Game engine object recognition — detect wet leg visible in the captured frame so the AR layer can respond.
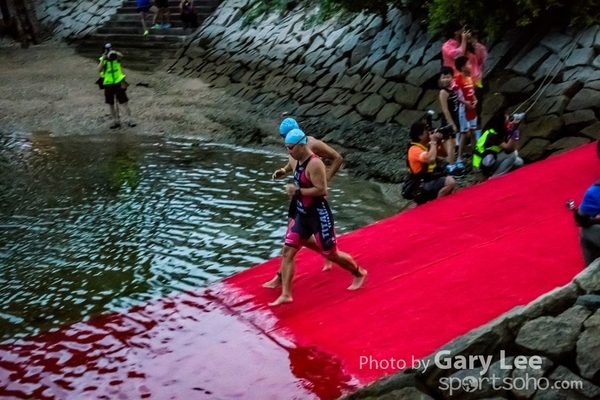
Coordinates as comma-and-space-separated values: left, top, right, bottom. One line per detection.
326, 250, 367, 290
269, 245, 298, 306
304, 236, 333, 270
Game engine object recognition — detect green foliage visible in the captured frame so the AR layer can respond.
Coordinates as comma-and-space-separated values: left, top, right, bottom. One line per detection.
243, 0, 600, 40
243, 0, 392, 26
243, 0, 299, 25
408, 0, 600, 41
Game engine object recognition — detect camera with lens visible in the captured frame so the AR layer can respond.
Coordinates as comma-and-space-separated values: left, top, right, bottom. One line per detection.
107, 51, 118, 61
423, 110, 454, 139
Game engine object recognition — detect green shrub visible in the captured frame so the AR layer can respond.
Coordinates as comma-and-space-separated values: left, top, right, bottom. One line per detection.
243, 0, 391, 26
243, 0, 600, 41
407, 0, 600, 40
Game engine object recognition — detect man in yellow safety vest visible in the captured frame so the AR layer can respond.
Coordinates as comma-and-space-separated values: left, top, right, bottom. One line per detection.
98, 44, 136, 129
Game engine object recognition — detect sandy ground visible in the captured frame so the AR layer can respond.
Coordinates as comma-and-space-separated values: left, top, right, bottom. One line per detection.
0, 40, 276, 139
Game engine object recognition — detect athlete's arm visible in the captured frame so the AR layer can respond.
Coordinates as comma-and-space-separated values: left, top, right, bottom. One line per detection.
311, 140, 343, 181
272, 160, 293, 179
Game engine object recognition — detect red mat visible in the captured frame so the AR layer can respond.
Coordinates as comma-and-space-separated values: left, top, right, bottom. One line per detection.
0, 144, 594, 399
215, 143, 593, 384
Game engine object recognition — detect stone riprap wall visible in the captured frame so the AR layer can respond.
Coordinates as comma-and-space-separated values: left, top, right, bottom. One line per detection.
35, 0, 123, 39
170, 0, 600, 164
346, 261, 600, 400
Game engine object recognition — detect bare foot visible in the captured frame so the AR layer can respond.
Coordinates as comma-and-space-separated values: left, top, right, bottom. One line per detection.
262, 275, 281, 289
268, 295, 293, 306
348, 268, 367, 290
322, 259, 332, 271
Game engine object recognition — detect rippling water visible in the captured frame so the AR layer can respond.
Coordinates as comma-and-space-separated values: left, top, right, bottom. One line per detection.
0, 132, 398, 341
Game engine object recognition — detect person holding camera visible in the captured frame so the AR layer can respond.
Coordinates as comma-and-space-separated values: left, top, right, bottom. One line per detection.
98, 45, 135, 129
404, 121, 455, 205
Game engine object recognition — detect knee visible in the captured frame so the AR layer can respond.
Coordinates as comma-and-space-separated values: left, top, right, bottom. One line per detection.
445, 176, 456, 189
514, 157, 524, 167
281, 245, 297, 260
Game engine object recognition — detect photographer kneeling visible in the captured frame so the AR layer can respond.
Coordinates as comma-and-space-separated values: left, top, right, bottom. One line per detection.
402, 121, 455, 205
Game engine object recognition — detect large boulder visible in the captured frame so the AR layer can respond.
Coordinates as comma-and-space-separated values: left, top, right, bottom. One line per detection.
567, 88, 600, 112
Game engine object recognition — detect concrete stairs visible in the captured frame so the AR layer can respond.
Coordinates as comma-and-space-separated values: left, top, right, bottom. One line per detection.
75, 0, 220, 71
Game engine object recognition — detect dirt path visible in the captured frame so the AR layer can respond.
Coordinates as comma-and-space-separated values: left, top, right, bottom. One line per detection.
0, 41, 276, 140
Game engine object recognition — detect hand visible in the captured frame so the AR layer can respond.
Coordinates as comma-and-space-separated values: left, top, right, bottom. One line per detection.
272, 168, 286, 179
285, 184, 298, 196
451, 123, 458, 133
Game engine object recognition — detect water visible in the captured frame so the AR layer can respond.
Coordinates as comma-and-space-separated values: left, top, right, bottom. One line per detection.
0, 132, 398, 342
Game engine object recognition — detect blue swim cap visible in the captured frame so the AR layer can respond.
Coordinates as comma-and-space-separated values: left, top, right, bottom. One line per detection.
279, 118, 299, 137
285, 129, 307, 145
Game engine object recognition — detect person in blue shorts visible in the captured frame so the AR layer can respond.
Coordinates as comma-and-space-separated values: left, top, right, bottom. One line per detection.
136, 0, 155, 35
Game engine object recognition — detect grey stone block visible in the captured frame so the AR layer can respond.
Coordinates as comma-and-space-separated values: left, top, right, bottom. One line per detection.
515, 306, 592, 358
580, 121, 600, 140
567, 89, 600, 112
511, 46, 550, 76
375, 103, 402, 124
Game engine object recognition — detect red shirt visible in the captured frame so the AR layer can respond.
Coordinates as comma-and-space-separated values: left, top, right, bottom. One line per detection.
455, 74, 477, 121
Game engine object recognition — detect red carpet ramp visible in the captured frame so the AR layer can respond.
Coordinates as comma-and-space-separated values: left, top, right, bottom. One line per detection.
216, 143, 593, 384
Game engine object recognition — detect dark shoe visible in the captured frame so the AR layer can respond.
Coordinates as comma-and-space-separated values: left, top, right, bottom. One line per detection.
109, 122, 121, 129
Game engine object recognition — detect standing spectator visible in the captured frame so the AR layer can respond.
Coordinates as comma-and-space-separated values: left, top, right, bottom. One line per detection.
442, 22, 469, 75
466, 33, 488, 141
180, 0, 198, 30
153, 0, 171, 29
442, 23, 488, 142
454, 56, 478, 170
136, 0, 155, 35
438, 66, 461, 175
98, 48, 136, 129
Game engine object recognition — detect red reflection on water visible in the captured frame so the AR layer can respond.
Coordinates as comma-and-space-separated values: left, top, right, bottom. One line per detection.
0, 289, 358, 399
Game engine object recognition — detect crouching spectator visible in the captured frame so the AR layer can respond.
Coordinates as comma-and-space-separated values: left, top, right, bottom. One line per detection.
473, 112, 524, 178
180, 0, 198, 30
402, 121, 455, 205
